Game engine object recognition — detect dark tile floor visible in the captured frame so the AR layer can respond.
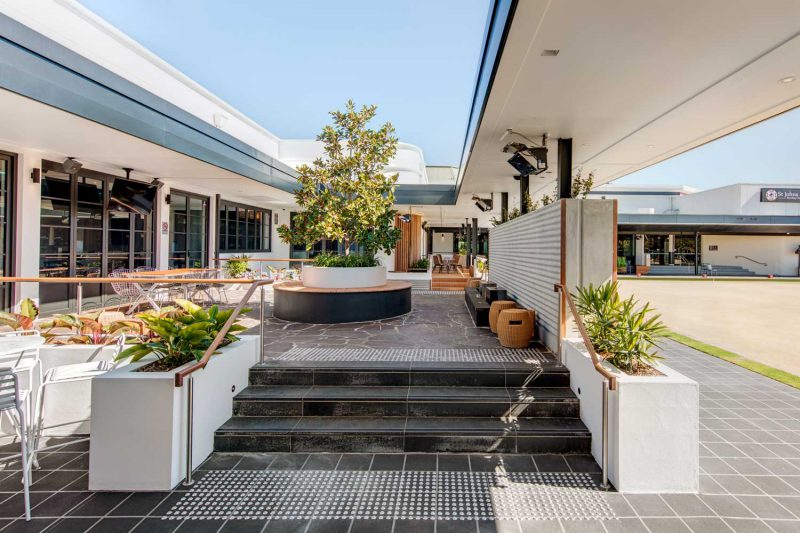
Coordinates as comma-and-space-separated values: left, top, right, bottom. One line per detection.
0, 294, 798, 532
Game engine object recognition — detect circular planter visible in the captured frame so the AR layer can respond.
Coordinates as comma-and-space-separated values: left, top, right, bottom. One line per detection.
302, 265, 387, 289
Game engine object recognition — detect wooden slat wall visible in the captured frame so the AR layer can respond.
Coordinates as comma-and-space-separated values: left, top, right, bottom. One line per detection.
393, 215, 422, 272
489, 202, 562, 352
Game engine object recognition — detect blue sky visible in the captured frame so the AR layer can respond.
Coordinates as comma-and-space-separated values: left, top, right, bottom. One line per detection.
79, 0, 490, 166
616, 106, 800, 189
80, 0, 799, 189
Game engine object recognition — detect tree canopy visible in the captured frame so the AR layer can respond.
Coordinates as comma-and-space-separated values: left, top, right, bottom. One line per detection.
277, 100, 401, 256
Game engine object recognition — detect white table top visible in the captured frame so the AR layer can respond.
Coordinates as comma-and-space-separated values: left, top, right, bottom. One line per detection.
0, 336, 45, 357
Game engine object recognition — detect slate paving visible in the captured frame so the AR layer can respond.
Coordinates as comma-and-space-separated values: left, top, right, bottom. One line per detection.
0, 295, 798, 531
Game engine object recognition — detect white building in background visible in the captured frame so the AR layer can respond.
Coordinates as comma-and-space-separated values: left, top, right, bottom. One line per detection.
591, 183, 800, 277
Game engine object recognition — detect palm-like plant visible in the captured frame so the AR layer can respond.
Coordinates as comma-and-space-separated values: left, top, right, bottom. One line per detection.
573, 281, 666, 373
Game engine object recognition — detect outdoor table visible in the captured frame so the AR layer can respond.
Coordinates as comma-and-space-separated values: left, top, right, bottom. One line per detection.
123, 268, 220, 311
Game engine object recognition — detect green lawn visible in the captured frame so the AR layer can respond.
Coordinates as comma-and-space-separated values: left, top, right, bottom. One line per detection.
664, 330, 800, 390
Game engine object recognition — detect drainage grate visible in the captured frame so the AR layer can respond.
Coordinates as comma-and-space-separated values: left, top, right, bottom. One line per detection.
166, 470, 615, 521
275, 347, 553, 363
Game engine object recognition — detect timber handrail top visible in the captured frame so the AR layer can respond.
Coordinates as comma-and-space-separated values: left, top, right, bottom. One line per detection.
0, 276, 272, 284
554, 283, 617, 390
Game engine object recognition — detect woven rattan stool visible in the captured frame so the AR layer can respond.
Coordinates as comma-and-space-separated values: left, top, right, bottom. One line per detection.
497, 308, 534, 348
466, 279, 481, 289
489, 300, 517, 333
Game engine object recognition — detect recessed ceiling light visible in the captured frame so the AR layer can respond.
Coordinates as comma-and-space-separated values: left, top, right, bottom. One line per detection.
646, 144, 656, 148
541, 49, 560, 56
779, 76, 796, 84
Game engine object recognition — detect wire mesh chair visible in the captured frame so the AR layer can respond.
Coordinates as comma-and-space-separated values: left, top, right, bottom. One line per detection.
0, 369, 33, 520
188, 269, 220, 304
109, 268, 145, 313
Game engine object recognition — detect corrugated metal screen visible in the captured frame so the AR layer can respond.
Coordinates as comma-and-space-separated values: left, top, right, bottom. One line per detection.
488, 202, 561, 352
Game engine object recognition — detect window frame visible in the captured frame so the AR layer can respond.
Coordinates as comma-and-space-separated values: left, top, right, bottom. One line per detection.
217, 199, 272, 253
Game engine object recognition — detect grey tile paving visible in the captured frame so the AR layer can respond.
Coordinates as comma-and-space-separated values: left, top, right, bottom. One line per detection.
0, 297, 799, 531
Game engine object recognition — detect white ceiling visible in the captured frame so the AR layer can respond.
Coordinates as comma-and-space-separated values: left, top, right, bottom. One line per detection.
461, 0, 800, 206
0, 88, 295, 207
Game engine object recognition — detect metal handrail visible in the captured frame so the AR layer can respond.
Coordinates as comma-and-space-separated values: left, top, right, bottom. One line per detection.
734, 255, 767, 267
214, 258, 313, 263
554, 282, 614, 491
554, 283, 617, 390
0, 276, 258, 284
175, 278, 272, 486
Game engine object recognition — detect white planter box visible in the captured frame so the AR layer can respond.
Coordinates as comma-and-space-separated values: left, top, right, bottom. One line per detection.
563, 338, 699, 493
0, 344, 120, 437
89, 335, 257, 491
302, 265, 386, 288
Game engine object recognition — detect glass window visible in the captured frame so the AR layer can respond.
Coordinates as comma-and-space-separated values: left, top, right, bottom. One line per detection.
217, 200, 271, 253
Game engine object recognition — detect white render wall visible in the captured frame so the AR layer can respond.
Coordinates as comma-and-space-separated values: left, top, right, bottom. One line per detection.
700, 235, 800, 276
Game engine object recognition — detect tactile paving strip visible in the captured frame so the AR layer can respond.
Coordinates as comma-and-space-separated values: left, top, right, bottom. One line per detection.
275, 347, 553, 363
165, 470, 615, 521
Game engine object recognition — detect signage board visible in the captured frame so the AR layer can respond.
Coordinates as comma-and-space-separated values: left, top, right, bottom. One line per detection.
760, 188, 800, 203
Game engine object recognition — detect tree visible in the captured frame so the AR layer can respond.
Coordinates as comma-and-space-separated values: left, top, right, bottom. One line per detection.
277, 100, 401, 256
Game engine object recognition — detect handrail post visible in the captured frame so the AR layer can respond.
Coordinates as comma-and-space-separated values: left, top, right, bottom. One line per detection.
601, 378, 610, 490
183, 375, 194, 486
76, 283, 83, 315
259, 284, 266, 364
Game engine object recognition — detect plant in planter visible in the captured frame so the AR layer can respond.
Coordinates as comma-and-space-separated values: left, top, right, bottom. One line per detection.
277, 100, 401, 260
312, 252, 379, 268
116, 299, 250, 371
224, 254, 251, 279
573, 281, 666, 374
39, 311, 145, 345
409, 258, 429, 271
0, 298, 39, 330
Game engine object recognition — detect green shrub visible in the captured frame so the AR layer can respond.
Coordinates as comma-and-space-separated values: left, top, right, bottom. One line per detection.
573, 281, 666, 373
225, 254, 250, 278
116, 299, 251, 370
410, 258, 429, 270
617, 256, 627, 268
312, 252, 379, 268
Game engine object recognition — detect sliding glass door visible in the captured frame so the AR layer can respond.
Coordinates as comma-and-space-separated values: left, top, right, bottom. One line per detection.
169, 190, 208, 269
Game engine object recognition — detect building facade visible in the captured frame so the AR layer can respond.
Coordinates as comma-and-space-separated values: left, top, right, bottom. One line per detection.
591, 184, 800, 277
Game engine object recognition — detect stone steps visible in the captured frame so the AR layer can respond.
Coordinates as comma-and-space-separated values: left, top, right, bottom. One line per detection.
247, 361, 570, 388
215, 416, 591, 454
232, 385, 580, 418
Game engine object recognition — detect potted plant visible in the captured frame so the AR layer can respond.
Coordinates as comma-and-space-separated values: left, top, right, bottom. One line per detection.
562, 281, 698, 493
409, 258, 429, 272
617, 256, 627, 274
277, 101, 400, 289
223, 254, 251, 279
89, 300, 258, 491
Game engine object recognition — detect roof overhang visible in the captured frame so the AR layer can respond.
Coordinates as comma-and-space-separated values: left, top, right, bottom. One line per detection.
0, 12, 299, 193
459, 0, 800, 200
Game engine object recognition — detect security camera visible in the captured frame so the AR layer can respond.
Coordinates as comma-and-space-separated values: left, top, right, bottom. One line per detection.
471, 195, 493, 212
61, 157, 83, 174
